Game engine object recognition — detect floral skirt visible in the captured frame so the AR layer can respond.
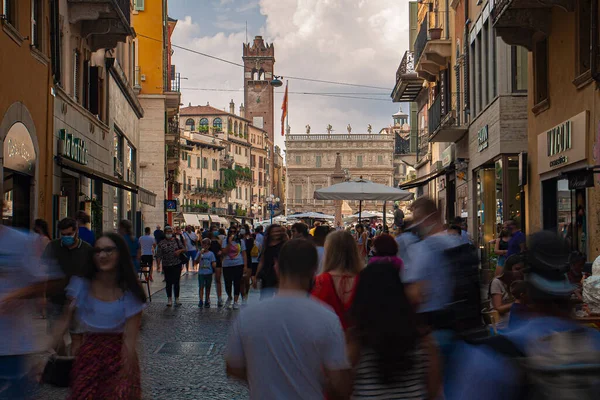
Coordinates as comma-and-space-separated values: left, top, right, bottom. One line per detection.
69, 333, 141, 400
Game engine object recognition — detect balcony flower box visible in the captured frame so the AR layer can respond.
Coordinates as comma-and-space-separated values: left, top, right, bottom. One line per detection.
429, 27, 443, 40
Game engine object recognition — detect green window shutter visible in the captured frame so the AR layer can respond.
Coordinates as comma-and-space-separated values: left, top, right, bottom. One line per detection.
134, 0, 145, 11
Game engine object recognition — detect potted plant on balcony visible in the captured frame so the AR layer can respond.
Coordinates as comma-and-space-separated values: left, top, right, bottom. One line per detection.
429, 25, 443, 40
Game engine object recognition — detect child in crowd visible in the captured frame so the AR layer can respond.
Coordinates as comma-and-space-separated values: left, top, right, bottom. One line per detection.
196, 238, 216, 308
508, 280, 529, 328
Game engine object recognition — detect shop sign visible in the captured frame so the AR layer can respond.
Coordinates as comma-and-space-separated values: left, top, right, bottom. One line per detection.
4, 123, 36, 176
58, 129, 88, 165
58, 195, 68, 221
477, 125, 489, 152
165, 200, 178, 213
441, 145, 454, 168
537, 111, 588, 175
567, 170, 594, 190
438, 176, 446, 191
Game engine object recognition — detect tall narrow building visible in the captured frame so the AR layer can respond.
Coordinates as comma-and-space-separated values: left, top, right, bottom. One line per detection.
243, 36, 275, 200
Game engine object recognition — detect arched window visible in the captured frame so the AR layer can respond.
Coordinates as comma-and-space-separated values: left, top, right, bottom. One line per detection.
199, 118, 208, 132
252, 69, 258, 80
259, 69, 265, 80
213, 117, 222, 131
228, 118, 233, 133
244, 124, 248, 138
234, 121, 238, 135
185, 118, 195, 131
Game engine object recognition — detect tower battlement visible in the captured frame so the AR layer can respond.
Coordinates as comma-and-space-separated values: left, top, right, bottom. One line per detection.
243, 36, 275, 58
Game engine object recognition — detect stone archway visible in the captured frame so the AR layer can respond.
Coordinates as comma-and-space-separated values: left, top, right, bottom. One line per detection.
0, 102, 40, 228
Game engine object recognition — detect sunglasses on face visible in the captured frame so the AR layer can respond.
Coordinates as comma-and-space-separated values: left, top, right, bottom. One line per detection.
93, 246, 118, 256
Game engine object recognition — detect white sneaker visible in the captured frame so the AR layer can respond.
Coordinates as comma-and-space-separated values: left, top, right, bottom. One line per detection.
225, 297, 232, 308
232, 302, 240, 310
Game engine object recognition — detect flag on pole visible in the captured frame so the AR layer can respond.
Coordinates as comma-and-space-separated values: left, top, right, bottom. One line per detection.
281, 82, 288, 136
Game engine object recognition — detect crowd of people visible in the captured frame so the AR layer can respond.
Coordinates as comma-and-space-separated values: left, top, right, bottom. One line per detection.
2, 196, 600, 399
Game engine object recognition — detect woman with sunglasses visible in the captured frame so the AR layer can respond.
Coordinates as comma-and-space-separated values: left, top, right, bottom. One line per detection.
48, 233, 147, 399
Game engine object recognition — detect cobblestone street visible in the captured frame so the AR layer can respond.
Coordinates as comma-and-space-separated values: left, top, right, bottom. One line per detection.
38, 272, 254, 399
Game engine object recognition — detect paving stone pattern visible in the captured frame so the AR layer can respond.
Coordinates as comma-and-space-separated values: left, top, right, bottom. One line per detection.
37, 272, 255, 399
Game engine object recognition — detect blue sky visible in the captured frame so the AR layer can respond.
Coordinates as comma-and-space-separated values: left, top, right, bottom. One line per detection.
168, 0, 410, 151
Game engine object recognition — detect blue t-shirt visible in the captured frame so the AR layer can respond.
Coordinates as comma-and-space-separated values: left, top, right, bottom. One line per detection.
66, 276, 146, 333
222, 238, 246, 267
78, 227, 96, 246
506, 230, 525, 257
445, 317, 600, 400
196, 250, 216, 275
402, 232, 460, 313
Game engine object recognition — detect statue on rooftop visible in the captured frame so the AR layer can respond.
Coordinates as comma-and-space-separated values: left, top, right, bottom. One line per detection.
367, 124, 372, 134
326, 124, 333, 134
305, 124, 311, 134
347, 124, 352, 134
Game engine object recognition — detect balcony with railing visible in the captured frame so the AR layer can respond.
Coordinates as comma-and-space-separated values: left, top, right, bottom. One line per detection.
416, 129, 430, 163
391, 50, 424, 102
68, 0, 133, 51
179, 205, 228, 215
414, 11, 452, 82
492, 0, 570, 50
429, 92, 468, 143
165, 69, 182, 112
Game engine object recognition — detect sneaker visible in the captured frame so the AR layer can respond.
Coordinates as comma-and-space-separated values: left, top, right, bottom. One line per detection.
204, 301, 211, 308
217, 298, 224, 308
225, 297, 232, 308
198, 300, 203, 308
232, 302, 240, 310
167, 298, 172, 307
175, 298, 182, 307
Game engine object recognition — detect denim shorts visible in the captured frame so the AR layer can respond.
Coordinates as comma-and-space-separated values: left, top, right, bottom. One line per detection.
0, 355, 34, 399
198, 273, 213, 289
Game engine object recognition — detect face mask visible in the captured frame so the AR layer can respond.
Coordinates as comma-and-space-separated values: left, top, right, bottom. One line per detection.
61, 235, 75, 246
165, 233, 173, 239
240, 229, 246, 235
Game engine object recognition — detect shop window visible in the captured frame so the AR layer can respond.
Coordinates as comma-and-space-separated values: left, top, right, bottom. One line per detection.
533, 38, 549, 107
511, 46, 528, 93
543, 179, 587, 253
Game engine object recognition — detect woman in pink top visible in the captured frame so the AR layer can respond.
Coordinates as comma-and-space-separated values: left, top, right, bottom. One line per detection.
368, 234, 404, 270
311, 230, 363, 330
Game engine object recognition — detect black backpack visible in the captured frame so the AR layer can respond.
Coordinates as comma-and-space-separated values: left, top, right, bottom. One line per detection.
444, 243, 486, 338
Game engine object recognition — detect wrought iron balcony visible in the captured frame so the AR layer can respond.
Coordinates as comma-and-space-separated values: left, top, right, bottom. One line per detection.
429, 92, 468, 143
67, 0, 133, 51
492, 0, 573, 50
391, 51, 424, 102
414, 11, 452, 82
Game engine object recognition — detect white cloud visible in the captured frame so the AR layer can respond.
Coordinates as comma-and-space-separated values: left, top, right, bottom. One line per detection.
172, 0, 410, 151
236, 1, 260, 12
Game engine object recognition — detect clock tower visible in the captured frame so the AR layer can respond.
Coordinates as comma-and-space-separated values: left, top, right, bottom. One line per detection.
243, 36, 275, 143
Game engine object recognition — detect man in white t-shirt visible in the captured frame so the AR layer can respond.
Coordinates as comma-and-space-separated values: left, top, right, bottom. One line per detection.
226, 239, 351, 399
139, 227, 156, 280
183, 226, 198, 272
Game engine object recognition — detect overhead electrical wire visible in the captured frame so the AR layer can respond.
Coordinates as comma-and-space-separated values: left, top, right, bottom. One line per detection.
180, 87, 390, 101
136, 33, 392, 92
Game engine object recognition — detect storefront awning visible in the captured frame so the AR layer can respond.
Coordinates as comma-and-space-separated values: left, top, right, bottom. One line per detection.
197, 214, 210, 222
56, 156, 157, 206
182, 213, 201, 226
399, 168, 448, 190
210, 215, 228, 225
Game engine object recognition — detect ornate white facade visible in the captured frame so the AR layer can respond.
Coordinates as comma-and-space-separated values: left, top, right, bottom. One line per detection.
285, 133, 395, 215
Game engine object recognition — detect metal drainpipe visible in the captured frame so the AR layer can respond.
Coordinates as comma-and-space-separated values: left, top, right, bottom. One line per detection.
592, 0, 600, 82
446, 0, 450, 39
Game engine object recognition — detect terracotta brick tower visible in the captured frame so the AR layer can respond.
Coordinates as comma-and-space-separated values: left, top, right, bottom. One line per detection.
243, 36, 275, 142
243, 36, 275, 197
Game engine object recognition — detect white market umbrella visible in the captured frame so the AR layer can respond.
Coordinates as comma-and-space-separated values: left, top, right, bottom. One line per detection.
350, 211, 382, 219
289, 211, 335, 220
314, 178, 413, 220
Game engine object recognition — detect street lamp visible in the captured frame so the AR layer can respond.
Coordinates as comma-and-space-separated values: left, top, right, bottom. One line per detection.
270, 75, 283, 87
266, 194, 280, 224
251, 203, 262, 221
